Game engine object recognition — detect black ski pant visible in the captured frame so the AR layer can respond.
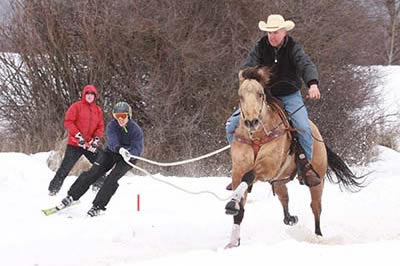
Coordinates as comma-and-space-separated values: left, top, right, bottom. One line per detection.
53, 144, 99, 182
68, 149, 133, 209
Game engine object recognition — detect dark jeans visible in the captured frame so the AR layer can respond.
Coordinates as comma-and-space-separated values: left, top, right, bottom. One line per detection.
53, 145, 99, 182
68, 149, 133, 209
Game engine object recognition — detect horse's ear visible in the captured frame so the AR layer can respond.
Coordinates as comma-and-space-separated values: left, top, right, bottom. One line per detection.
238, 70, 245, 85
257, 66, 271, 87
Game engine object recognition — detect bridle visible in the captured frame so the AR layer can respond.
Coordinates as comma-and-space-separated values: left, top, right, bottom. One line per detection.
236, 90, 289, 159
239, 91, 283, 138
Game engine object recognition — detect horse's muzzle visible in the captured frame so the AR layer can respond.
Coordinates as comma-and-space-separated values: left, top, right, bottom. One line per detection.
244, 119, 259, 131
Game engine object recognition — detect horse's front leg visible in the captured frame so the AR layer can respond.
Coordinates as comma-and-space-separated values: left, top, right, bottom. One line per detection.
273, 183, 298, 226
225, 202, 245, 249
225, 181, 248, 216
225, 170, 255, 248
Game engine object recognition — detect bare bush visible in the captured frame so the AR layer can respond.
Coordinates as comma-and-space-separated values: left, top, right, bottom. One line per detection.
368, 0, 400, 65
0, 0, 390, 176
376, 127, 400, 151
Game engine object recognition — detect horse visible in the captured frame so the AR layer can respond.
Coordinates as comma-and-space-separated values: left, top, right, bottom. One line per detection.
224, 65, 364, 248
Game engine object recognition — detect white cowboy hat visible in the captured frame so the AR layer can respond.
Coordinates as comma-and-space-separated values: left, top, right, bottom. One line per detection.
258, 14, 295, 32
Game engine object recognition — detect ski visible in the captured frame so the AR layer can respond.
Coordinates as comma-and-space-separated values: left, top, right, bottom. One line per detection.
41, 200, 80, 216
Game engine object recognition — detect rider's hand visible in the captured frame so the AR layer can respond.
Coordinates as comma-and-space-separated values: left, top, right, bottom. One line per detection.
307, 84, 321, 99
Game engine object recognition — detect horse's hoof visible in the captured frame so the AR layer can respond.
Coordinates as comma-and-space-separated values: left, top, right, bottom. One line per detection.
284, 215, 298, 226
224, 239, 240, 249
225, 200, 239, 216
315, 228, 323, 236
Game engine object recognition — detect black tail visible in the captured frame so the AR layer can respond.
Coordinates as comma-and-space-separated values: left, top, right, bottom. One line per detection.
325, 145, 366, 192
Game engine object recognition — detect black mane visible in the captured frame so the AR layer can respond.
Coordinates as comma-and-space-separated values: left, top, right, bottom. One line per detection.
241, 66, 282, 108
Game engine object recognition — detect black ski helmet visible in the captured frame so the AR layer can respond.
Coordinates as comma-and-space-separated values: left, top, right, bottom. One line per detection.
113, 101, 132, 118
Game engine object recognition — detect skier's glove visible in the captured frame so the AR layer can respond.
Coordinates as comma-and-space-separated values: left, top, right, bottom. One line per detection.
88, 136, 100, 153
75, 132, 86, 149
119, 147, 131, 163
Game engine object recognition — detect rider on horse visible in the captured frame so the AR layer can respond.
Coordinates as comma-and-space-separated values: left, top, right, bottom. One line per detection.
226, 14, 321, 187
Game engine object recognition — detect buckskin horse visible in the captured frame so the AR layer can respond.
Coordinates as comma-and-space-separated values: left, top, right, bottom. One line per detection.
224, 65, 364, 248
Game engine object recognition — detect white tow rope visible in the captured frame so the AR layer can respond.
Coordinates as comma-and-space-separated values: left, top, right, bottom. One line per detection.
130, 145, 231, 166
126, 145, 233, 201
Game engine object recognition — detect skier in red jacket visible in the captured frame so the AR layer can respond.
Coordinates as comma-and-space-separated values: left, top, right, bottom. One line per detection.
48, 85, 105, 195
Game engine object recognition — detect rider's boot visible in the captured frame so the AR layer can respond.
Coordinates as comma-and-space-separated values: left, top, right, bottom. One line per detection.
295, 144, 321, 187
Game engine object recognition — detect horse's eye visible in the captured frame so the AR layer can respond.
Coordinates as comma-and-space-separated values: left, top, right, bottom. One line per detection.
258, 92, 264, 98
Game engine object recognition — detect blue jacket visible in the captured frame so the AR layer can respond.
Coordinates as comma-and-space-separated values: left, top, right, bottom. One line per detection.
106, 119, 144, 157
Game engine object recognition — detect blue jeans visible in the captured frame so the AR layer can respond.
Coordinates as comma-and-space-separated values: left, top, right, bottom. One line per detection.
225, 90, 313, 161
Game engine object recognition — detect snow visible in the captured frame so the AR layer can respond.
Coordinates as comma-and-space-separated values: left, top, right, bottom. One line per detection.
0, 145, 399, 266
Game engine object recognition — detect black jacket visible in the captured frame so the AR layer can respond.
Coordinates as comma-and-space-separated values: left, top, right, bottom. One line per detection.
241, 35, 319, 96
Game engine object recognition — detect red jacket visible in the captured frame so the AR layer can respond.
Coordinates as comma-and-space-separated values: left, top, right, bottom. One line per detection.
64, 85, 104, 147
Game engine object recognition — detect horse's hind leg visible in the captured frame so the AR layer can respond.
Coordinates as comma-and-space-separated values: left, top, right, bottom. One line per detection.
310, 186, 323, 236
273, 183, 298, 226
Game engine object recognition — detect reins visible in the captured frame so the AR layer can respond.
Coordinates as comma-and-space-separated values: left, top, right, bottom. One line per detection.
288, 101, 324, 143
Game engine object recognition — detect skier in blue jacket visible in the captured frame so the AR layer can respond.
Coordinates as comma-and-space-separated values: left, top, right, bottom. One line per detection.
59, 101, 144, 217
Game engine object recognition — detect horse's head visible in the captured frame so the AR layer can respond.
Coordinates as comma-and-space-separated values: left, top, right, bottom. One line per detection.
238, 66, 272, 133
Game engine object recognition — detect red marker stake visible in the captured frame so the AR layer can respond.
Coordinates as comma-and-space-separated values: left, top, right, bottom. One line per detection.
137, 194, 140, 212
